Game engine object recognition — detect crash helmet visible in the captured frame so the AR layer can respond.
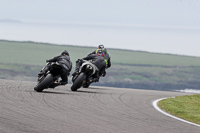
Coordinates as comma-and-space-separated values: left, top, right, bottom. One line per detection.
97, 44, 104, 49
61, 50, 69, 56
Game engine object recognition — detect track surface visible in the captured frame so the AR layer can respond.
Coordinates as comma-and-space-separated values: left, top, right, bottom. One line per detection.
0, 79, 199, 133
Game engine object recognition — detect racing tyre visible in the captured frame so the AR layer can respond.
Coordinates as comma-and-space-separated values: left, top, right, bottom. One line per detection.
34, 74, 53, 92
71, 73, 86, 91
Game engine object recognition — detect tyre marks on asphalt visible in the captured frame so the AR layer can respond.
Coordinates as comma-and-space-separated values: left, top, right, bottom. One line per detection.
0, 79, 199, 133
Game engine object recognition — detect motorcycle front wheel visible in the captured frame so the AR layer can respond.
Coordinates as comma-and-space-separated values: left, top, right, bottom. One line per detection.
34, 74, 53, 92
71, 73, 86, 91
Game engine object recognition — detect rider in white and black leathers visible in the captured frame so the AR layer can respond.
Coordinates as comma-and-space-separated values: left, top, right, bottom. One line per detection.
88, 45, 111, 69
39, 50, 72, 86
73, 52, 107, 82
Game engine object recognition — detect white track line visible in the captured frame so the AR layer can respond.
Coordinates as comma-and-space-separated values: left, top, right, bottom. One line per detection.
153, 98, 200, 127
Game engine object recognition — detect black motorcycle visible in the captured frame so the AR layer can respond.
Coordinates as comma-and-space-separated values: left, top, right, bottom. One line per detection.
34, 62, 63, 92
71, 60, 99, 91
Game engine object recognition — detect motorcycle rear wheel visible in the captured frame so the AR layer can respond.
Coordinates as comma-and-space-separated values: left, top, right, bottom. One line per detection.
34, 74, 53, 92
71, 73, 86, 91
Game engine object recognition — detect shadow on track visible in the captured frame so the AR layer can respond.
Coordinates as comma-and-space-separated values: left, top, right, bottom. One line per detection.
76, 88, 108, 94
39, 90, 70, 95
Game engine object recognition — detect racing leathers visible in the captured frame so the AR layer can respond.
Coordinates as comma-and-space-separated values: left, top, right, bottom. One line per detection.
39, 54, 72, 86
74, 54, 106, 82
88, 48, 111, 69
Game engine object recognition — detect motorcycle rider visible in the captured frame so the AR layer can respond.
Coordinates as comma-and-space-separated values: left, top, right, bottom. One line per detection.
88, 44, 111, 69
38, 50, 72, 88
72, 50, 107, 82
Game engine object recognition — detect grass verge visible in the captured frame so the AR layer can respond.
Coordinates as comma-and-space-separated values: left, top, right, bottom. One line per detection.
158, 94, 200, 125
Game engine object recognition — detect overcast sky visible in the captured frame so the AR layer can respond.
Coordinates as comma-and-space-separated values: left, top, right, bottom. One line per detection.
0, 0, 200, 56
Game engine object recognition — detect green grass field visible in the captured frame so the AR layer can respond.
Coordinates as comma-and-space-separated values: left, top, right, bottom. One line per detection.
1, 40, 200, 66
1, 40, 200, 90
158, 94, 200, 125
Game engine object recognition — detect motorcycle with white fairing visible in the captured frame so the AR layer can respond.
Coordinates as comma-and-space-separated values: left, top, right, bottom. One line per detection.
71, 60, 99, 91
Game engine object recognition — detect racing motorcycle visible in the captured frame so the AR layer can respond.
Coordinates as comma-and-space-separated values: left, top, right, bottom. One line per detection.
71, 60, 99, 91
34, 62, 64, 92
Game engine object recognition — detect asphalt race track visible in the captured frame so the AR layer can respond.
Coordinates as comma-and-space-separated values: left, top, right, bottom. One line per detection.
0, 79, 199, 133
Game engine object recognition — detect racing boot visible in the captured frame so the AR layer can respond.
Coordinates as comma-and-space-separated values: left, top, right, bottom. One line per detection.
38, 65, 49, 77
38, 70, 45, 77
72, 68, 79, 77
72, 59, 83, 76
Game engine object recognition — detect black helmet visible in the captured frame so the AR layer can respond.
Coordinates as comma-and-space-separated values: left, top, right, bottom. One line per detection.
98, 44, 104, 49
61, 50, 69, 56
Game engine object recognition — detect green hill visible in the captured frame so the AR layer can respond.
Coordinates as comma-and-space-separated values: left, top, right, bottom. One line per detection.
1, 40, 200, 91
